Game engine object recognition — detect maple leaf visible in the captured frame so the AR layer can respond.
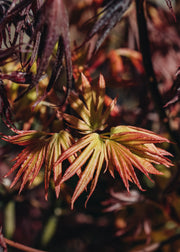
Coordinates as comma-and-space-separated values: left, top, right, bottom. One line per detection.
55, 133, 107, 208
79, 0, 132, 55
25, 0, 72, 99
105, 126, 173, 191
2, 129, 74, 199
0, 0, 72, 104
55, 126, 172, 209
0, 0, 35, 47
63, 73, 116, 133
55, 74, 173, 209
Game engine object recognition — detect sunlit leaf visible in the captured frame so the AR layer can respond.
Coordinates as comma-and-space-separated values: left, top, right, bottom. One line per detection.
2, 129, 74, 199
55, 128, 172, 208
64, 73, 116, 133
55, 133, 106, 209
2, 72, 173, 209
55, 74, 173, 208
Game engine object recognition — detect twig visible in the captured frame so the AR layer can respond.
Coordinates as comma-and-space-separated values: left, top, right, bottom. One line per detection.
4, 238, 47, 252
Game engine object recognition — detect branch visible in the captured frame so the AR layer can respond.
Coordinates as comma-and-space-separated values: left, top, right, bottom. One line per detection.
4, 238, 47, 252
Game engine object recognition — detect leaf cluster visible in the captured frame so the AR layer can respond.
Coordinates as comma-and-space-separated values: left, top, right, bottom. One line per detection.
0, 1, 180, 251
2, 74, 173, 209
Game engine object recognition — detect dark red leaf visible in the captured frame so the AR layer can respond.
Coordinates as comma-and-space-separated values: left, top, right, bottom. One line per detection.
164, 68, 180, 107
0, 79, 14, 128
80, 0, 132, 55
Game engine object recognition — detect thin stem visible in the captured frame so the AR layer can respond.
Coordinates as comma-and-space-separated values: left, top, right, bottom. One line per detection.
4, 238, 47, 252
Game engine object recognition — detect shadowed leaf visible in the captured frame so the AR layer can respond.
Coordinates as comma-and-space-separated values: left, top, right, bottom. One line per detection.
22, 0, 72, 103
81, 0, 132, 54
0, 79, 14, 128
0, 0, 72, 105
164, 68, 180, 107
165, 0, 176, 20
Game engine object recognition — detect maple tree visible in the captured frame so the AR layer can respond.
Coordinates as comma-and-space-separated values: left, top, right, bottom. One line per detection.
0, 0, 180, 251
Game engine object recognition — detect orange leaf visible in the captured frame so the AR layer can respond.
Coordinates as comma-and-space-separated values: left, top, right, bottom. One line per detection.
3, 130, 74, 199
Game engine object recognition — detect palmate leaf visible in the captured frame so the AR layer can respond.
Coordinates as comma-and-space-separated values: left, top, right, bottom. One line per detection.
55, 126, 172, 208
0, 0, 72, 104
2, 129, 74, 199
55, 133, 107, 209
30, 0, 72, 95
54, 75, 173, 208
63, 73, 116, 133
81, 0, 132, 54
3, 73, 173, 208
105, 127, 172, 188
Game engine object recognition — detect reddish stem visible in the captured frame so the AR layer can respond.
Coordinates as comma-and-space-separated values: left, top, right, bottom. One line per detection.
4, 238, 47, 252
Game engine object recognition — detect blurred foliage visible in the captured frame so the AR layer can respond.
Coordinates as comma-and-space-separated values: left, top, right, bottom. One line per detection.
0, 0, 180, 252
